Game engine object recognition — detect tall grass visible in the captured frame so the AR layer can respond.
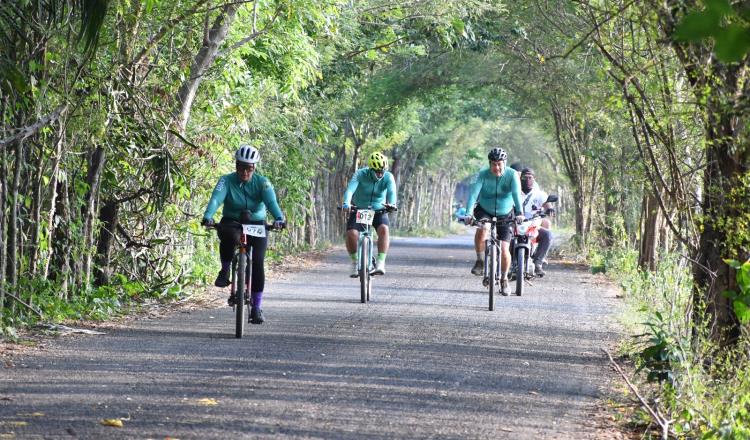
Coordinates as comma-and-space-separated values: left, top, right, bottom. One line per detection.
600, 247, 750, 438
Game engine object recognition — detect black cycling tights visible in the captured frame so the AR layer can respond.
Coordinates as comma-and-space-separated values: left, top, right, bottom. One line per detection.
217, 217, 268, 293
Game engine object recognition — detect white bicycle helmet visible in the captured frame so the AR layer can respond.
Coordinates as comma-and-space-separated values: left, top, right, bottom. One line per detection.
235, 144, 260, 164
487, 147, 507, 162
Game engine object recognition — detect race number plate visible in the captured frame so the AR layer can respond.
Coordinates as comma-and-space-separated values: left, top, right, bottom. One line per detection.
242, 224, 266, 238
356, 209, 375, 225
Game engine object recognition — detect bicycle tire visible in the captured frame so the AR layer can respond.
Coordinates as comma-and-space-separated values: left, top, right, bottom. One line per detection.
367, 253, 374, 301
246, 252, 253, 323
235, 252, 247, 338
360, 236, 370, 303
515, 247, 525, 296
487, 242, 496, 311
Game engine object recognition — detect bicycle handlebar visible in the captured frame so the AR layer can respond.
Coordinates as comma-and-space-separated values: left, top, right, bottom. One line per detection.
203, 221, 285, 231
337, 204, 398, 214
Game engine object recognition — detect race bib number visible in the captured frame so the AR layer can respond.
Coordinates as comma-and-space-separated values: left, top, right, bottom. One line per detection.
356, 209, 375, 225
243, 224, 266, 238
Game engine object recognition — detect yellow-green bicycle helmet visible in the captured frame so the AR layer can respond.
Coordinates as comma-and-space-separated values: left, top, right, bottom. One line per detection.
367, 152, 388, 171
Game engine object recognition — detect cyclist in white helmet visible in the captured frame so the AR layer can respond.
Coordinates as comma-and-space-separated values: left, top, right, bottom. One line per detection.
201, 144, 285, 324
462, 147, 524, 293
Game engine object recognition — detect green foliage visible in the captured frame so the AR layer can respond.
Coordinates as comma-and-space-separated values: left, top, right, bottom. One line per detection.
723, 259, 750, 325
635, 310, 687, 384
674, 0, 750, 62
603, 246, 750, 438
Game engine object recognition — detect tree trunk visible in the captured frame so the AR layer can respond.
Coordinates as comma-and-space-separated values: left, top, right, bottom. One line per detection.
0, 143, 6, 312
7, 139, 24, 314
692, 108, 748, 345
80, 146, 106, 289
639, 192, 660, 271
174, 4, 239, 134
94, 199, 119, 286
658, 2, 750, 347
43, 128, 65, 279
28, 141, 44, 276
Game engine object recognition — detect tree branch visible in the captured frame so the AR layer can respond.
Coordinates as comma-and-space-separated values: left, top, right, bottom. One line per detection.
602, 348, 676, 440
344, 36, 407, 59
0, 104, 69, 148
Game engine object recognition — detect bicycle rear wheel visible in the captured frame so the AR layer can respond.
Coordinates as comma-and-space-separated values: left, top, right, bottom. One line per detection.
235, 252, 247, 338
515, 247, 526, 296
359, 236, 370, 303
488, 243, 496, 311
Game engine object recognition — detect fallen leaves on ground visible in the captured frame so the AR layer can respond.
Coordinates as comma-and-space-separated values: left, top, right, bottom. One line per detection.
100, 418, 123, 427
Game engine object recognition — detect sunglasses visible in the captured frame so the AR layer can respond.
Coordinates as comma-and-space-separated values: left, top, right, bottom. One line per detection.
236, 163, 255, 172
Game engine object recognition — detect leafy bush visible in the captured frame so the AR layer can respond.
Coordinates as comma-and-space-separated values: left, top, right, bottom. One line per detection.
607, 250, 750, 438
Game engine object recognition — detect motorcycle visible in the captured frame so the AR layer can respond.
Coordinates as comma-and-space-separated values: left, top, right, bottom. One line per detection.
509, 194, 558, 296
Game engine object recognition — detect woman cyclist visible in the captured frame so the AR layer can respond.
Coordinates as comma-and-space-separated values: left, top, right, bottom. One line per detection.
201, 144, 285, 324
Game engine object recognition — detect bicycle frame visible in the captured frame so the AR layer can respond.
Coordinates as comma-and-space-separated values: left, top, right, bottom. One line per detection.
475, 217, 503, 310
207, 220, 276, 338
341, 204, 396, 303
483, 219, 501, 284
357, 222, 376, 275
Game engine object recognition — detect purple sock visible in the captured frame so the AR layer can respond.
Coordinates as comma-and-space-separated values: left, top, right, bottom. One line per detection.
251, 291, 263, 309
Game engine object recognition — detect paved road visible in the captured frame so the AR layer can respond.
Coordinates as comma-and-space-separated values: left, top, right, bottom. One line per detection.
1, 233, 623, 439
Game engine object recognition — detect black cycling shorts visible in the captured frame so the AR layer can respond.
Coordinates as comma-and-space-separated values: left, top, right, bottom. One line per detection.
346, 211, 389, 232
473, 205, 514, 242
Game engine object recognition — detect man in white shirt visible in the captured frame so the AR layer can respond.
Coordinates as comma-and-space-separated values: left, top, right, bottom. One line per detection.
519, 168, 553, 276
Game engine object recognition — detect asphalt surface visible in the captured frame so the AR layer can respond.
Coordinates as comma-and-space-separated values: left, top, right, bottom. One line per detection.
1, 232, 623, 439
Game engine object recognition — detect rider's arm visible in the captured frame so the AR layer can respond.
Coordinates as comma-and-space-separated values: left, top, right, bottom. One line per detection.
203, 176, 229, 220
510, 171, 523, 216
465, 173, 483, 212
260, 178, 284, 220
385, 173, 397, 205
342, 170, 362, 206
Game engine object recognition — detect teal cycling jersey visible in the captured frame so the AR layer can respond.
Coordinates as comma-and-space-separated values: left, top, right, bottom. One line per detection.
203, 172, 284, 222
465, 167, 522, 217
343, 167, 397, 210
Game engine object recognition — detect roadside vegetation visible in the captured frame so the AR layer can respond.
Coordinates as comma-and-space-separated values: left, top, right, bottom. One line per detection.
2, 1, 749, 437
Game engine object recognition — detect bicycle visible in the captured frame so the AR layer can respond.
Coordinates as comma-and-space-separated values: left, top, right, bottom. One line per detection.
206, 215, 283, 338
339, 204, 397, 303
470, 216, 510, 311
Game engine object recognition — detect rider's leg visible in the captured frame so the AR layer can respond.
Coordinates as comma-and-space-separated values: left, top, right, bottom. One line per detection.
346, 226, 360, 277
346, 228, 360, 254
373, 224, 390, 274
472, 226, 488, 275
249, 234, 268, 324
500, 240, 511, 279
497, 218, 514, 280
532, 228, 552, 274
215, 218, 241, 288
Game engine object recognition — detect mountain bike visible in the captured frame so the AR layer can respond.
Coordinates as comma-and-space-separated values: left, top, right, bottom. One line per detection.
472, 216, 506, 311
206, 218, 282, 338
339, 204, 397, 303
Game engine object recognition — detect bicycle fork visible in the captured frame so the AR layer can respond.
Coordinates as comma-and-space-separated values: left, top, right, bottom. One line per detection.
358, 234, 372, 273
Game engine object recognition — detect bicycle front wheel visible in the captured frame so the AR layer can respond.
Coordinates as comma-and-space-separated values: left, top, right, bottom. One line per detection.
359, 236, 370, 303
515, 247, 526, 296
235, 252, 247, 338
488, 243, 496, 311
